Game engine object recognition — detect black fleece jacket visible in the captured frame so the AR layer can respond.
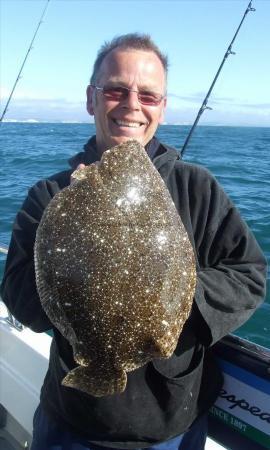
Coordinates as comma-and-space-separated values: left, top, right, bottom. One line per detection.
1, 136, 267, 448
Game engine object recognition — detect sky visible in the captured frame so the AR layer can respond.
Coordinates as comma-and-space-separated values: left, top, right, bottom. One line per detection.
1, 0, 270, 126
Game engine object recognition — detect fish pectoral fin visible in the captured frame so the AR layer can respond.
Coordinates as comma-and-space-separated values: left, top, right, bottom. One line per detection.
61, 364, 127, 397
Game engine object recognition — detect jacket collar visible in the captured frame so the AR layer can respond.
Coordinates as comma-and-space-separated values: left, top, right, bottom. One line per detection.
68, 136, 99, 168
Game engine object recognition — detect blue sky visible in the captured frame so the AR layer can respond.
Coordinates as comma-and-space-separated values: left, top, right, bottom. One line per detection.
1, 0, 269, 126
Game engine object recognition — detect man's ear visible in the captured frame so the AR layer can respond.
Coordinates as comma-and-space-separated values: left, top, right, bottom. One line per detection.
86, 85, 95, 116
159, 97, 167, 124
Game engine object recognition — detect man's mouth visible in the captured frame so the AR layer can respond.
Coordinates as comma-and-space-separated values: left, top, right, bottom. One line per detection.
113, 119, 145, 128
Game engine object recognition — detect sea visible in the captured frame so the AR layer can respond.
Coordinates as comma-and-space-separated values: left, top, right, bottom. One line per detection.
0, 123, 269, 349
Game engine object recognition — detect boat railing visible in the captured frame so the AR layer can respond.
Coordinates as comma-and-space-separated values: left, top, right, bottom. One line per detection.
6, 312, 24, 331
0, 300, 24, 332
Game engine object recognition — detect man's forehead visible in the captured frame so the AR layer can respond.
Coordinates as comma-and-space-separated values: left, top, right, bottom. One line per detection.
98, 48, 166, 87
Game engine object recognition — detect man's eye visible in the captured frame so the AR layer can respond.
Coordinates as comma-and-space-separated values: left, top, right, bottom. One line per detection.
140, 92, 157, 100
138, 92, 162, 105
104, 87, 126, 97
113, 87, 126, 93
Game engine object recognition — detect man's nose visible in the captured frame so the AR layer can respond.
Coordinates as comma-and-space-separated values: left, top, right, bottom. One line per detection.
122, 90, 140, 109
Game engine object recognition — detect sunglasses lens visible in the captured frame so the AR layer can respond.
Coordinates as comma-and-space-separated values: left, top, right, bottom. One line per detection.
102, 87, 127, 101
138, 93, 162, 105
101, 86, 162, 105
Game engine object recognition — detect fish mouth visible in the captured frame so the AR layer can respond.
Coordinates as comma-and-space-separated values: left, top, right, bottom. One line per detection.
112, 119, 147, 128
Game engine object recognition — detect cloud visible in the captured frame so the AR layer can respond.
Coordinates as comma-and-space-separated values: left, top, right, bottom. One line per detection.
168, 92, 235, 104
0, 97, 91, 122
1, 86, 61, 101
168, 92, 203, 102
236, 102, 270, 110
164, 106, 270, 127
167, 92, 270, 111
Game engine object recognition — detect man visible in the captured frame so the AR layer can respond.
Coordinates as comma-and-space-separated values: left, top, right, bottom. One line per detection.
1, 33, 267, 450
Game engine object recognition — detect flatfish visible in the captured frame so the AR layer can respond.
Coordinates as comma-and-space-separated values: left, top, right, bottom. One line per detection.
34, 139, 196, 397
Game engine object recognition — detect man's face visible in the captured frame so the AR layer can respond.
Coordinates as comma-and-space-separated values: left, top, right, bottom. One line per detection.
86, 49, 167, 154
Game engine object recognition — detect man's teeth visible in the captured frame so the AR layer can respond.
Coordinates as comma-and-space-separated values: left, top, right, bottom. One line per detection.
114, 120, 141, 128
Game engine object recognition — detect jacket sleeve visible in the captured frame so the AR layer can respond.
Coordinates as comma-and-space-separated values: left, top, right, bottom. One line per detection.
0, 179, 61, 332
184, 166, 267, 347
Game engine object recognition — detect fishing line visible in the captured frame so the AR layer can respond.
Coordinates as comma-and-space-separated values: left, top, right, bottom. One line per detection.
181, 1, 255, 157
0, 0, 51, 124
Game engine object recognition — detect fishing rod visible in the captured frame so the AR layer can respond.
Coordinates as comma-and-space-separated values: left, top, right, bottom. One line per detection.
0, 0, 51, 123
181, 0, 255, 157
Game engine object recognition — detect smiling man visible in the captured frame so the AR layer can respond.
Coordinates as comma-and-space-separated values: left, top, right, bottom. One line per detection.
86, 44, 167, 153
1, 33, 266, 450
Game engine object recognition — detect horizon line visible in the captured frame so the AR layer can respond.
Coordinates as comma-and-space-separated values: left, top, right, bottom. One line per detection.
1, 119, 269, 128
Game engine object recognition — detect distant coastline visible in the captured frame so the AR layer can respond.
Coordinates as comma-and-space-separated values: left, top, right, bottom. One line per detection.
1, 119, 269, 128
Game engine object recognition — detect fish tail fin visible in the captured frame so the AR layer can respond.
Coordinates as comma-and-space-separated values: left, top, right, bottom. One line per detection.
62, 365, 127, 397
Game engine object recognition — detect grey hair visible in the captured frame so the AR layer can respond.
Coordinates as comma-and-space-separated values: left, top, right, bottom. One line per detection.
90, 33, 168, 85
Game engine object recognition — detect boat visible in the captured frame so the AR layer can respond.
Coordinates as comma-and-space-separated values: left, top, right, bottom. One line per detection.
0, 300, 50, 449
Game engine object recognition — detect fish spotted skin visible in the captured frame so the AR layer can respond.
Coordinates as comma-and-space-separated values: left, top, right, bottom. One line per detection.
34, 139, 196, 397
